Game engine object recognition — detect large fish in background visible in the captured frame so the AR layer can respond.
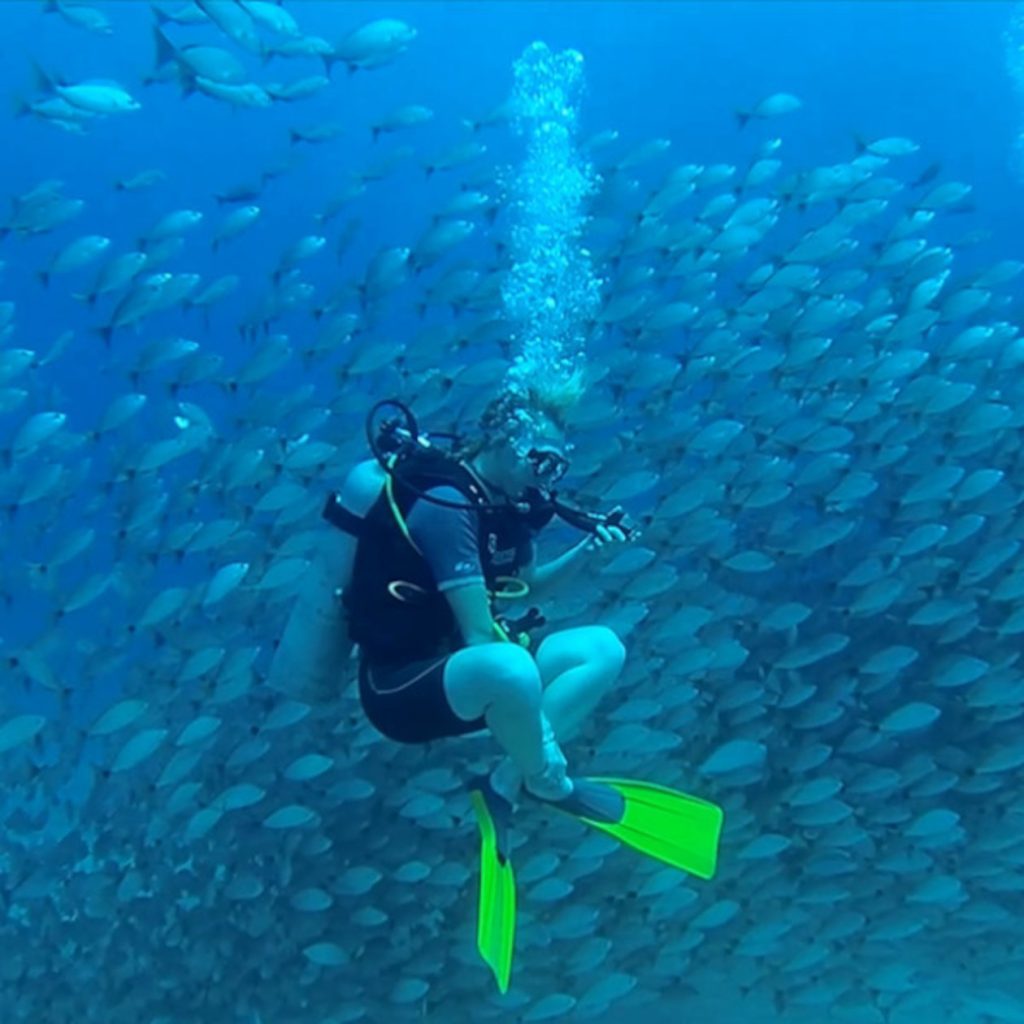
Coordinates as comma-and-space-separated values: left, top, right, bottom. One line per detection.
2, 2, 1024, 1023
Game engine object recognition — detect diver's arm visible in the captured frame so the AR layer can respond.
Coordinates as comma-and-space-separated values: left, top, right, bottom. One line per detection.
522, 524, 628, 594
445, 582, 501, 646
520, 537, 591, 593
407, 487, 497, 644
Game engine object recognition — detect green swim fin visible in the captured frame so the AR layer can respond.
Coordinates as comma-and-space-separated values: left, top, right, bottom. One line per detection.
538, 776, 724, 880
469, 784, 516, 994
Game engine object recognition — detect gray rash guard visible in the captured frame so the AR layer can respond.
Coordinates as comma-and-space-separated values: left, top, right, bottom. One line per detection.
406, 486, 534, 592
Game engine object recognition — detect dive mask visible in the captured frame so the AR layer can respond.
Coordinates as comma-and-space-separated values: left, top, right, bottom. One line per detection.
525, 445, 570, 485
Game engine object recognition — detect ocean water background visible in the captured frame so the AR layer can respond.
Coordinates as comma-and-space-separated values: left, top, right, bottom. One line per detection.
4, 2, 1024, 1022
3, 2, 1019, 660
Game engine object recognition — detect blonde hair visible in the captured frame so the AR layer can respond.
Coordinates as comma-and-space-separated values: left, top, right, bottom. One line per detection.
457, 386, 571, 460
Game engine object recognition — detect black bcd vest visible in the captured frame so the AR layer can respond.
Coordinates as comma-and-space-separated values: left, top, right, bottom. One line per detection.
342, 452, 541, 664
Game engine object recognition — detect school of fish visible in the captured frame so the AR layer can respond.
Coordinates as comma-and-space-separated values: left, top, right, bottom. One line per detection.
2, 2, 1024, 1023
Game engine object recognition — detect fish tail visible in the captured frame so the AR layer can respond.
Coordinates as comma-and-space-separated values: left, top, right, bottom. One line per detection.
153, 24, 177, 69
31, 59, 58, 95
321, 53, 344, 78
37, 271, 50, 289
734, 109, 750, 129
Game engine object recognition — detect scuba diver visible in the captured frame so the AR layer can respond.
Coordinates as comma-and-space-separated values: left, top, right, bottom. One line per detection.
323, 389, 629, 805
269, 390, 724, 994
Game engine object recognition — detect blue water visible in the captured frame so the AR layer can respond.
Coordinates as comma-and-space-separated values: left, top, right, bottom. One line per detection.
4, 3, 1024, 1022
4, 2, 1020, 372
4, 0, 1014, 648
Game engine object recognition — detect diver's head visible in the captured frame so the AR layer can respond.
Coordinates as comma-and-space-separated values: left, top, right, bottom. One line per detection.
469, 390, 571, 499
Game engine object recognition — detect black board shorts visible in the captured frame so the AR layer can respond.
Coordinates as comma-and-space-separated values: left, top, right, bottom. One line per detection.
358, 654, 488, 744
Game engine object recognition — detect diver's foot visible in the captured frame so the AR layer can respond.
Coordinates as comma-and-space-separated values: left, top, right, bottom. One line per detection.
524, 764, 574, 802
525, 716, 574, 801
489, 756, 523, 809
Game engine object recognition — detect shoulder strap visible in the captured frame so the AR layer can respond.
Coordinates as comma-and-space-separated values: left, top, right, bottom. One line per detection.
391, 450, 489, 512
386, 450, 490, 556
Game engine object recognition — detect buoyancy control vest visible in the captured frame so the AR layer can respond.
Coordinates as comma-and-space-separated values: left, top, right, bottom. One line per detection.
338, 449, 538, 665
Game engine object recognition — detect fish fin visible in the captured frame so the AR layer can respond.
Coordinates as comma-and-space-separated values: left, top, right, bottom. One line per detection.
31, 59, 58, 95
540, 776, 724, 880
152, 24, 177, 69
469, 784, 516, 994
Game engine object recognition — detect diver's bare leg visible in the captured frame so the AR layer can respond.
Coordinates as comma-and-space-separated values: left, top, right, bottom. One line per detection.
535, 625, 626, 741
444, 642, 547, 775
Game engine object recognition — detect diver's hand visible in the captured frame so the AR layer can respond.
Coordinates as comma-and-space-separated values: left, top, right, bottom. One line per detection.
586, 522, 629, 551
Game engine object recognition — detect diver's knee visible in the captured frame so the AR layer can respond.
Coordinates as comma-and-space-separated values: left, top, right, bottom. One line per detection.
591, 626, 626, 677
487, 645, 542, 708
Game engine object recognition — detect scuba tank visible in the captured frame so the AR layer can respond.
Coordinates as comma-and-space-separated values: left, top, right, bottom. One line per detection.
266, 459, 385, 702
